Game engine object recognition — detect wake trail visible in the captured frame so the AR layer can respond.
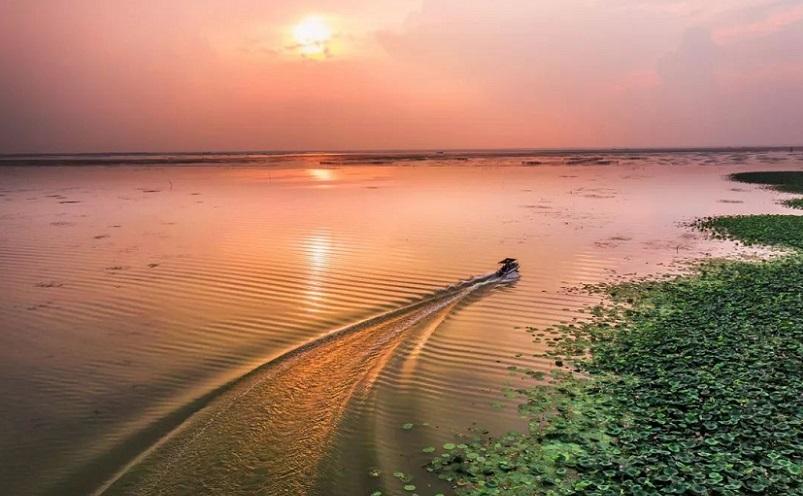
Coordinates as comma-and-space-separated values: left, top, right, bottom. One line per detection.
99, 268, 516, 496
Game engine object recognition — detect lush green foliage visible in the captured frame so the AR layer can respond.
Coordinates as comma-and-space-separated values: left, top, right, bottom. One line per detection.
694, 215, 803, 250
427, 213, 803, 495
729, 171, 803, 195
730, 171, 803, 209
783, 198, 803, 210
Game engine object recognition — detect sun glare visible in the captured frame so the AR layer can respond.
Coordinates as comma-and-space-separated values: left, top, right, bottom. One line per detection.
292, 16, 332, 59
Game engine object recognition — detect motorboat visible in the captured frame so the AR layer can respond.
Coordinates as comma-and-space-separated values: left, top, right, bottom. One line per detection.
496, 258, 520, 278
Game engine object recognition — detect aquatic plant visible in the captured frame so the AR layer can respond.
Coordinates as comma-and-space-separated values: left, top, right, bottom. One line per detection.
694, 215, 803, 250
729, 171, 803, 195
783, 198, 803, 210
430, 257, 803, 495
427, 212, 803, 494
730, 171, 803, 209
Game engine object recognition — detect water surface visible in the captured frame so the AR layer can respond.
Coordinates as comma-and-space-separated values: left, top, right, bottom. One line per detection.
0, 150, 800, 495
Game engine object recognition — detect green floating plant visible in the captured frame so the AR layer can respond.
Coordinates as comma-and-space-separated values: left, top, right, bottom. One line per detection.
426, 202, 803, 495
729, 170, 803, 210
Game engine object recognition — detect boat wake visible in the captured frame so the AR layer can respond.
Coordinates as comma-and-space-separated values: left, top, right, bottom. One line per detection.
98, 262, 518, 496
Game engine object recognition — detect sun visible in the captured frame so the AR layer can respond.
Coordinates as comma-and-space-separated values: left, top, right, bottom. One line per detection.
292, 16, 332, 59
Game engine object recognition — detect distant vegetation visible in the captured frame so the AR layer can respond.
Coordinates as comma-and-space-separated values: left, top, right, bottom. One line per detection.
425, 174, 803, 496
730, 171, 803, 194
694, 215, 803, 250
730, 171, 803, 209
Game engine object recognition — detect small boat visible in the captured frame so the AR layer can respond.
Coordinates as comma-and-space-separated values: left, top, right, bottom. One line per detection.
496, 258, 520, 277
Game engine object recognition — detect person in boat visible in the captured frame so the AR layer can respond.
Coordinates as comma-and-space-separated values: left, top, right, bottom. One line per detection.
496, 258, 519, 276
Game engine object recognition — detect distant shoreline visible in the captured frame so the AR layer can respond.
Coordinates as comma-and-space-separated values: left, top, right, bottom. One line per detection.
1, 146, 800, 167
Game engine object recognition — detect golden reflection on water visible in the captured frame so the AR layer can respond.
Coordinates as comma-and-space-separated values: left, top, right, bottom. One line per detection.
303, 233, 332, 311
104, 273, 493, 496
307, 167, 336, 182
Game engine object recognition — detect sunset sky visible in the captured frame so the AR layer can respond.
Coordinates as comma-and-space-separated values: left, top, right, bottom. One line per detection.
1, 0, 802, 152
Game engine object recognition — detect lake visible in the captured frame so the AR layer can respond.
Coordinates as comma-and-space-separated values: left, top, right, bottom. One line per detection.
0, 149, 799, 495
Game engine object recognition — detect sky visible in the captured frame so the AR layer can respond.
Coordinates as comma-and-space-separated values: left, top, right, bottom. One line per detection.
1, 0, 802, 152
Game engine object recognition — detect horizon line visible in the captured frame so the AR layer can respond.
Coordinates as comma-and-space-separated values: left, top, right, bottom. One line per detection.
2, 144, 802, 158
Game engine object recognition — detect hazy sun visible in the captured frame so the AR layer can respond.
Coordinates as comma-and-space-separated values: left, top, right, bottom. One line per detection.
292, 16, 332, 58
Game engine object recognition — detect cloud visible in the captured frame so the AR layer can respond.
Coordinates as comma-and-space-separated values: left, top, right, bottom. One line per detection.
1, 0, 801, 151
713, 2, 803, 43
375, 0, 803, 147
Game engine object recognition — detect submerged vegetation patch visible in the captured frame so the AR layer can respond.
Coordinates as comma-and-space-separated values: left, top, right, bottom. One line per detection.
425, 181, 803, 495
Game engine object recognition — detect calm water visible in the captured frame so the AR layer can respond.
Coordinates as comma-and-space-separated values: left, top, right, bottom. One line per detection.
1, 150, 800, 496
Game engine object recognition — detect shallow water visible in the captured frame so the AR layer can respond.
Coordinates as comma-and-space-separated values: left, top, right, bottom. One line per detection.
0, 150, 800, 495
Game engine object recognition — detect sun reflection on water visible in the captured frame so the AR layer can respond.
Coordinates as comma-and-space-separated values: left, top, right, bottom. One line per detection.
308, 168, 335, 182
302, 233, 332, 310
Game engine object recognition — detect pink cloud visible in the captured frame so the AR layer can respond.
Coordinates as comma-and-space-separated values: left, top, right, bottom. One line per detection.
713, 3, 803, 44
